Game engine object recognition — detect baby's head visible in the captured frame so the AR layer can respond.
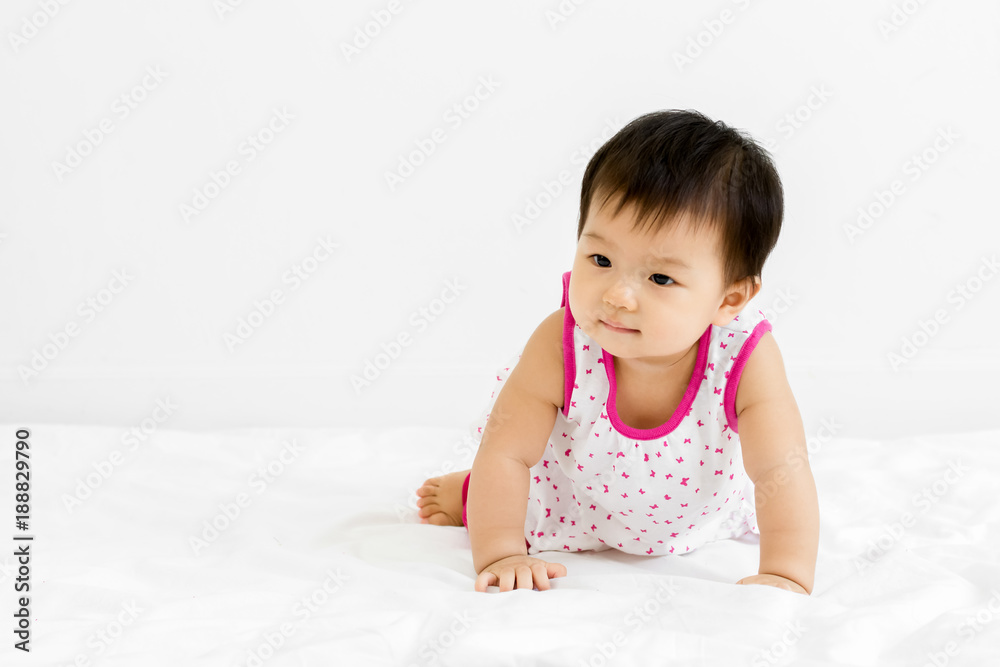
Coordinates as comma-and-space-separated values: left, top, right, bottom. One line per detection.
569, 110, 783, 363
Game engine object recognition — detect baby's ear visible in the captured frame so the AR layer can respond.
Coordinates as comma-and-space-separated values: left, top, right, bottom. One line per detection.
742, 276, 762, 303
715, 276, 760, 323
729, 276, 760, 305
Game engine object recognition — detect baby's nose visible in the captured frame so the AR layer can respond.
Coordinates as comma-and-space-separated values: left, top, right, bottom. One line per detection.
604, 280, 638, 308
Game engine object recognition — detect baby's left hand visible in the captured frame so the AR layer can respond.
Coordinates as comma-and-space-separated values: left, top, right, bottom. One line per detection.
736, 573, 809, 595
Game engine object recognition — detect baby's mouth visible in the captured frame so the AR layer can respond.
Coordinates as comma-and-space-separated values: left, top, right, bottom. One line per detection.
601, 320, 639, 333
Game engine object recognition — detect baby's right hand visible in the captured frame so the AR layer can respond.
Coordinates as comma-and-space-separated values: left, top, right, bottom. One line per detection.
474, 554, 567, 592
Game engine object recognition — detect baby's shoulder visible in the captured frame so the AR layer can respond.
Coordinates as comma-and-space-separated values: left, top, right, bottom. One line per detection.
512, 307, 566, 410
733, 330, 790, 417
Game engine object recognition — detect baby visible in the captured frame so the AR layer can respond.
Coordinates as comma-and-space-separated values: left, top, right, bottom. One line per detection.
416, 109, 819, 595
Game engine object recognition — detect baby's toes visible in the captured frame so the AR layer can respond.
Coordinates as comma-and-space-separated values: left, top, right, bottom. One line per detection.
415, 477, 440, 496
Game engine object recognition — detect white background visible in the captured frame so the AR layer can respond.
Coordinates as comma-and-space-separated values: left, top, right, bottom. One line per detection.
2, 0, 998, 439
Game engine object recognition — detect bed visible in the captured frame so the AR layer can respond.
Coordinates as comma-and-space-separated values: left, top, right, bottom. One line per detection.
4, 422, 998, 665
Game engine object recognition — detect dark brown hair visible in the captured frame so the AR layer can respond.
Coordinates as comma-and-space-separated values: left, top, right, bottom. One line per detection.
578, 110, 783, 294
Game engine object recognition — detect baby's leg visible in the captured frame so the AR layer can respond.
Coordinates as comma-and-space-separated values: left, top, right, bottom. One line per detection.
416, 470, 470, 526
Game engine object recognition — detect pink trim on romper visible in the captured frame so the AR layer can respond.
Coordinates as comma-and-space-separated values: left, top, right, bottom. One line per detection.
603, 326, 711, 440
462, 472, 470, 526
560, 271, 576, 417
723, 319, 772, 434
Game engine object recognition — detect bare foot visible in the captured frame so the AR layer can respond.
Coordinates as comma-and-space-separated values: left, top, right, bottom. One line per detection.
416, 469, 470, 526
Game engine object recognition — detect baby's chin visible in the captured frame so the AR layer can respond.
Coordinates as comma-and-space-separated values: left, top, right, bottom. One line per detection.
587, 324, 642, 352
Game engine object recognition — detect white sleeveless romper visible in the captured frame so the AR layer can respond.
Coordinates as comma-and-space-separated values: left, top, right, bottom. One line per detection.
468, 270, 769, 556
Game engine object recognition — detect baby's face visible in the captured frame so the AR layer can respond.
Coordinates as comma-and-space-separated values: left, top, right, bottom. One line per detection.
569, 199, 734, 369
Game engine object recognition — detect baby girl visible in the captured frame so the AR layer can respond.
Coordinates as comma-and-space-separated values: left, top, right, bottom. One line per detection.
416, 109, 819, 595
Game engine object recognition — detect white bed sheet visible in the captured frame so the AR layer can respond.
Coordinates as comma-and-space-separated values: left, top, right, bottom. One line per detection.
1, 423, 998, 666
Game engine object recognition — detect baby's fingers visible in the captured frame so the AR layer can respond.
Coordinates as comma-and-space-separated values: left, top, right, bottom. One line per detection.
474, 559, 568, 592
498, 567, 517, 591
546, 561, 568, 580
530, 563, 553, 590
529, 561, 568, 590
474, 570, 497, 592
515, 565, 536, 590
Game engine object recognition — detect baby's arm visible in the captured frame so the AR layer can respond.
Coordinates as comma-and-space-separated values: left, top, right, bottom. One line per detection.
733, 331, 820, 595
468, 309, 567, 591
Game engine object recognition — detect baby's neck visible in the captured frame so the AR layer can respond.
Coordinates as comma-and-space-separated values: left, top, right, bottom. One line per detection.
614, 340, 698, 381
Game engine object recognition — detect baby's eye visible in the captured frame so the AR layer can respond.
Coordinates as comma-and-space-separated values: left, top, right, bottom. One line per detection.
590, 254, 611, 268
651, 274, 675, 286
